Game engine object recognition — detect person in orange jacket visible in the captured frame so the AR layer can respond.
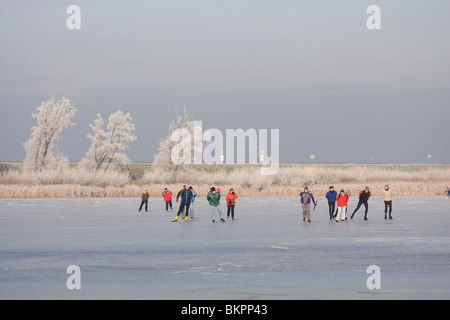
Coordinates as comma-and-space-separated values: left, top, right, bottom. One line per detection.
162, 188, 173, 212
335, 189, 350, 222
226, 188, 238, 220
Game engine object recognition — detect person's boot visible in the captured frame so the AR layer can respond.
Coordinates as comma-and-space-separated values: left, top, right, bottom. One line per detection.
172, 216, 179, 222
185, 216, 188, 222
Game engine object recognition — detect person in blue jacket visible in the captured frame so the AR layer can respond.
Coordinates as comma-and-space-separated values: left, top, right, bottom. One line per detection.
325, 186, 337, 220
189, 186, 197, 218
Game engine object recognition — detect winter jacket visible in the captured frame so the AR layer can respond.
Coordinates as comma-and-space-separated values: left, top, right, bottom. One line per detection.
163, 191, 172, 201
336, 193, 350, 207
226, 192, 238, 205
300, 192, 316, 206
190, 192, 197, 203
141, 193, 149, 201
178, 189, 193, 203
358, 190, 372, 202
325, 190, 337, 203
382, 189, 392, 201
207, 192, 221, 206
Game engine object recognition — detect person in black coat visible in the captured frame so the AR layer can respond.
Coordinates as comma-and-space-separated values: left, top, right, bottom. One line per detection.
351, 186, 372, 220
172, 186, 194, 222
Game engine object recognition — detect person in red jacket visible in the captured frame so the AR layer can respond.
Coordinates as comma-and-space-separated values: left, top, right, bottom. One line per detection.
335, 189, 350, 222
226, 188, 238, 220
162, 188, 173, 212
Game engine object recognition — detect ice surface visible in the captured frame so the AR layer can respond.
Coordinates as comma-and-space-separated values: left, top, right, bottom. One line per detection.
0, 196, 449, 299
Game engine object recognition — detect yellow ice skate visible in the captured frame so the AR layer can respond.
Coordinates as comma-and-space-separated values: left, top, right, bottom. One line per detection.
172, 216, 179, 222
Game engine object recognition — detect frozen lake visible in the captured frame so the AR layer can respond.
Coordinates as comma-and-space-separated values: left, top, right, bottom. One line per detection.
1, 196, 449, 299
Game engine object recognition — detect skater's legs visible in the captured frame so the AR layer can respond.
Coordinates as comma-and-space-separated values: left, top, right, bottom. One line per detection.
216, 205, 223, 219
177, 202, 186, 216
384, 200, 392, 217
211, 206, 215, 221
230, 205, 235, 219
302, 204, 311, 221
184, 202, 191, 218
352, 201, 363, 216
328, 202, 335, 218
139, 200, 146, 212
227, 205, 231, 218
363, 202, 369, 218
335, 206, 345, 221
190, 203, 194, 218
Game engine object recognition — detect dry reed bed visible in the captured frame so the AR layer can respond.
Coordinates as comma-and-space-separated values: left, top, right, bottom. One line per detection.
0, 163, 449, 198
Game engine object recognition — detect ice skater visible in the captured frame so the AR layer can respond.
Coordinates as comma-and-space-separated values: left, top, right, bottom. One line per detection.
207, 187, 225, 223
335, 189, 350, 222
351, 186, 372, 220
325, 186, 337, 220
189, 186, 197, 218
300, 186, 317, 222
139, 190, 149, 212
446, 186, 450, 199
226, 188, 238, 220
172, 186, 193, 222
162, 188, 173, 212
383, 184, 393, 220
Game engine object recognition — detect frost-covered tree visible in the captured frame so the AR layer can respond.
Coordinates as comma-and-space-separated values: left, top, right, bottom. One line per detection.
23, 96, 77, 170
81, 111, 137, 171
154, 107, 210, 165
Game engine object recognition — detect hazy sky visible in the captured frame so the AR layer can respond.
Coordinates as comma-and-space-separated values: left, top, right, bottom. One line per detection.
1, 0, 449, 163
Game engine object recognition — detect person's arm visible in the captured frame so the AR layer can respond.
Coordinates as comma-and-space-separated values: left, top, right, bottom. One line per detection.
311, 193, 317, 206
176, 189, 182, 202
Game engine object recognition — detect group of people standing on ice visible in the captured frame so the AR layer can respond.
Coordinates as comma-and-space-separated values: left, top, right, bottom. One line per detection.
140, 184, 396, 223
324, 185, 392, 222
300, 184, 394, 223
139, 185, 238, 223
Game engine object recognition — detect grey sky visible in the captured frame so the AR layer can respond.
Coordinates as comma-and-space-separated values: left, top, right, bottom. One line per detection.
1, 0, 449, 163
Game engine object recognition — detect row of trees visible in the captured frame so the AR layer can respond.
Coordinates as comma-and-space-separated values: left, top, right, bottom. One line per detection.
23, 96, 137, 171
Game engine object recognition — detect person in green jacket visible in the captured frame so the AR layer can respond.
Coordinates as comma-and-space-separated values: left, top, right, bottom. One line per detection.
207, 187, 225, 223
